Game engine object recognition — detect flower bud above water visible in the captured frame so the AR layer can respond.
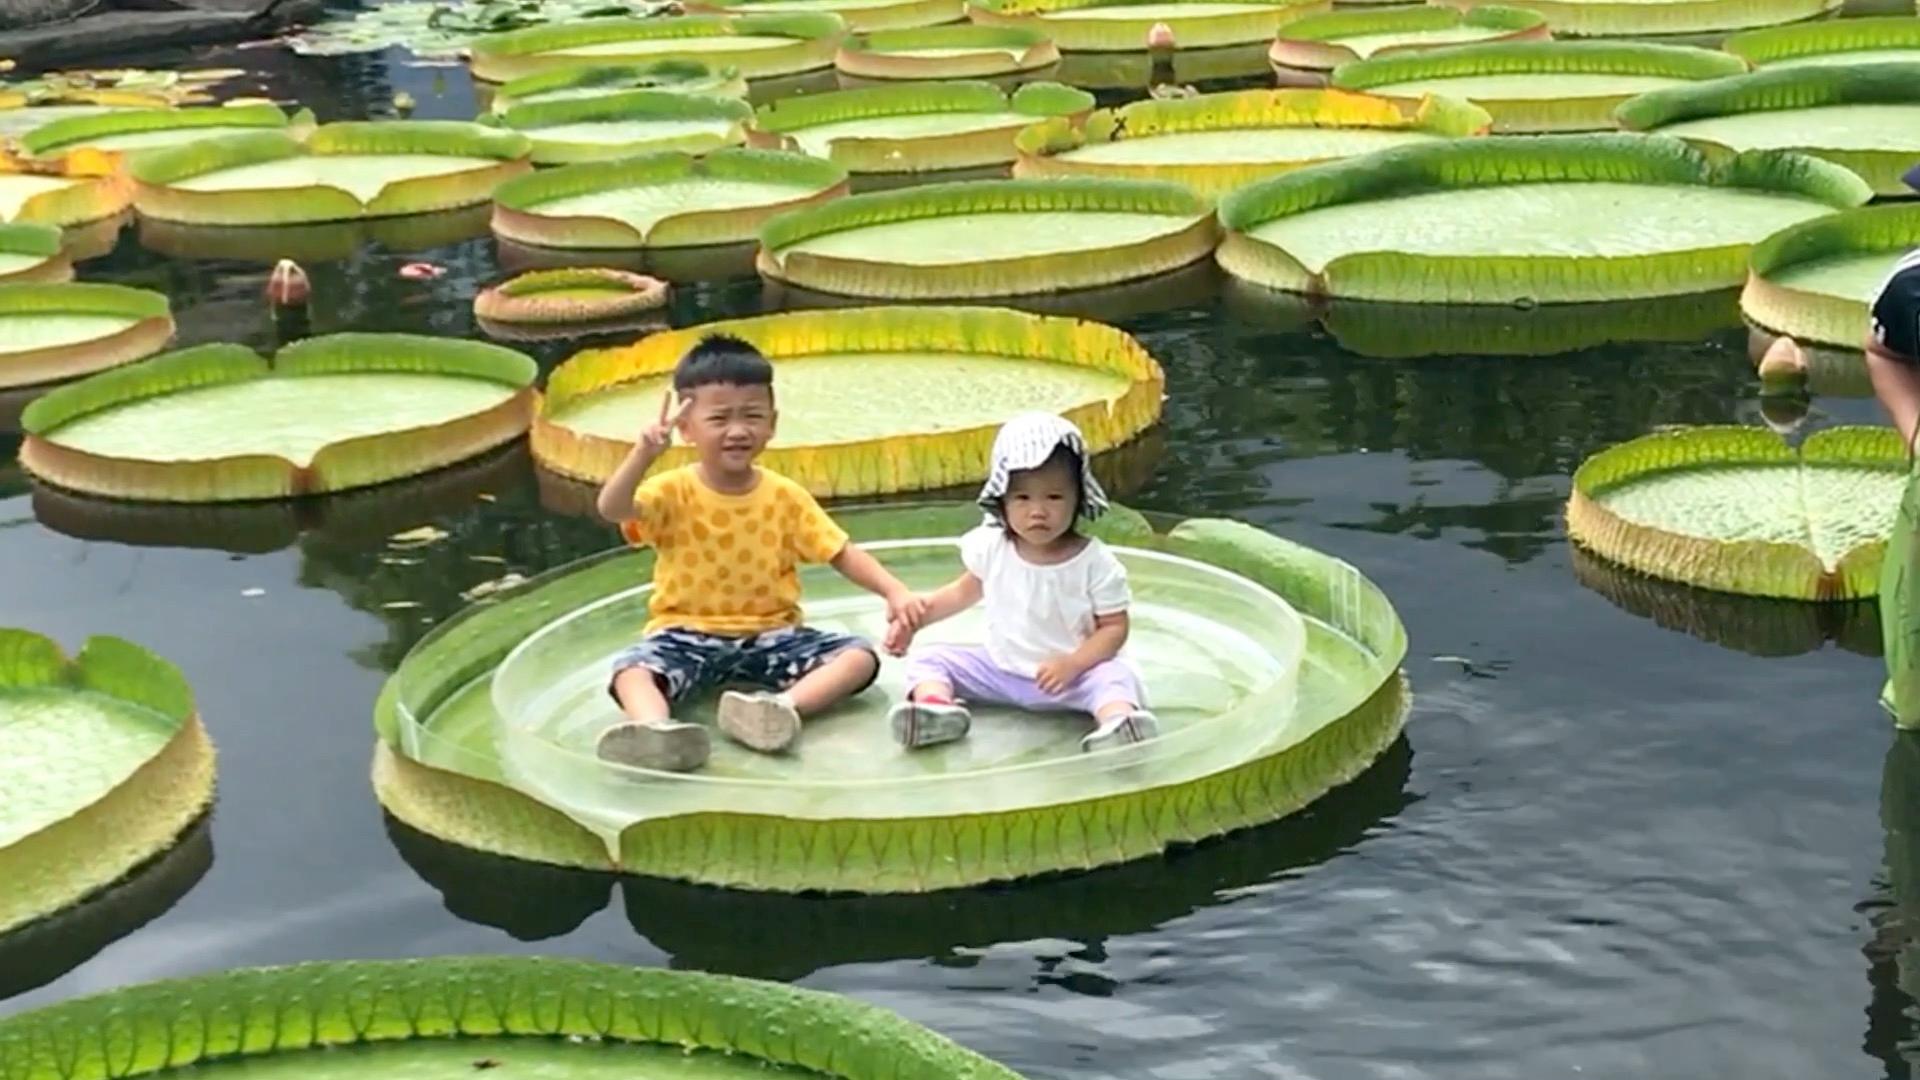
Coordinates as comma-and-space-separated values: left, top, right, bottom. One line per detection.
1147, 21, 1175, 49
265, 258, 309, 307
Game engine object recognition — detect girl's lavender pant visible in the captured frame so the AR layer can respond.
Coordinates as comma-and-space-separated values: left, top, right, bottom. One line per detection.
902, 643, 1146, 715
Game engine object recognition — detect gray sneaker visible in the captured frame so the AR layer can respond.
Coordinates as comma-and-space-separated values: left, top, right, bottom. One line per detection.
1081, 709, 1159, 753
596, 719, 711, 772
889, 698, 972, 749
717, 690, 801, 753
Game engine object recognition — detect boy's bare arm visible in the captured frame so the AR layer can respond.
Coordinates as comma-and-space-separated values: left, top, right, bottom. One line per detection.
1866, 336, 1920, 452
829, 543, 920, 621
596, 390, 690, 523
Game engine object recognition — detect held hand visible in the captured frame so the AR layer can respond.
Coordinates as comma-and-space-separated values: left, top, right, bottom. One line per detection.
883, 616, 915, 657
885, 590, 929, 632
1033, 655, 1085, 696
639, 389, 692, 457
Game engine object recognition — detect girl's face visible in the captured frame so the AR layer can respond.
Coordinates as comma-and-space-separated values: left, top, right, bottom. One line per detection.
1003, 456, 1079, 546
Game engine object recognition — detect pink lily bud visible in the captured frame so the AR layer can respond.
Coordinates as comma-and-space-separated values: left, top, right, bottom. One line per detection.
1147, 21, 1175, 49
399, 261, 447, 281
265, 258, 309, 307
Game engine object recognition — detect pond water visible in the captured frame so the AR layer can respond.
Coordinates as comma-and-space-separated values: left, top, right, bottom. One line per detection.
3, 32, 1919, 1080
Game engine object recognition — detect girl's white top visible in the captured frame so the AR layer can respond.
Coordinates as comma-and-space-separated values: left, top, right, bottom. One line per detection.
961, 525, 1131, 677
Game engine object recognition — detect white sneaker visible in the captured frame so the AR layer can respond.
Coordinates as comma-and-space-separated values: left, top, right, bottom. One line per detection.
717, 690, 801, 753
889, 698, 972, 749
596, 719, 710, 772
1081, 709, 1160, 753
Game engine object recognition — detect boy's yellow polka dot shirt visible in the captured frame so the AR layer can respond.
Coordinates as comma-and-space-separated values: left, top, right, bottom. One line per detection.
619, 465, 848, 636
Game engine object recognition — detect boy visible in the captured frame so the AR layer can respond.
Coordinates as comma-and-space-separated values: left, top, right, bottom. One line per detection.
593, 333, 924, 772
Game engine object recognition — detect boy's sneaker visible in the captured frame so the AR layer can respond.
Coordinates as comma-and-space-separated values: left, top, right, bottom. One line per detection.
1081, 709, 1160, 753
889, 698, 971, 749
717, 690, 801, 753
597, 719, 711, 772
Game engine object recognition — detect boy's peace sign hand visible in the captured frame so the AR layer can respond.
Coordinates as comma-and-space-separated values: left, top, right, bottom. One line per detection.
640, 390, 692, 457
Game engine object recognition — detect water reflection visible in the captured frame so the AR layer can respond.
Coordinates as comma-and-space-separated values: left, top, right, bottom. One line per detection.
1876, 733, 1920, 1075
137, 205, 494, 264
1574, 545, 1884, 659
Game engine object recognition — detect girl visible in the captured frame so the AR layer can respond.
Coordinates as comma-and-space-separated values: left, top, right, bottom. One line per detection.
884, 412, 1160, 752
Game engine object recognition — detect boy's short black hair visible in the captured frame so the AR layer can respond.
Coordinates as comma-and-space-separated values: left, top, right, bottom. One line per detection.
673, 333, 774, 394
987, 443, 1086, 528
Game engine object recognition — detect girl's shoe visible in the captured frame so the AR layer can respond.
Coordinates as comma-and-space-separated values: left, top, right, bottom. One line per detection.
890, 698, 971, 749
1081, 709, 1160, 753
597, 719, 711, 772
717, 690, 801, 753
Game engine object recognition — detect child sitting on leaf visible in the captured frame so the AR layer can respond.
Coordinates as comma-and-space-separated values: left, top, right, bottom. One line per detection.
884, 413, 1161, 753
594, 333, 924, 773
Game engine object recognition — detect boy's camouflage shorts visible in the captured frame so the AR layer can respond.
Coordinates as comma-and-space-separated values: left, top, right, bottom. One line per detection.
610, 624, 876, 702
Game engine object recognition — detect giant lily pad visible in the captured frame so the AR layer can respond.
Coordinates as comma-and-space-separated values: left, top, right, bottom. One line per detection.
759, 177, 1217, 297
20, 104, 305, 165
1216, 134, 1870, 304
967, 0, 1330, 51
1270, 4, 1548, 72
0, 222, 70, 284
468, 14, 848, 82
130, 121, 533, 226
0, 156, 130, 227
484, 60, 751, 114
1013, 87, 1490, 197
493, 147, 849, 249
0, 628, 213, 935
836, 24, 1060, 79
535, 305, 1160, 490
0, 956, 1023, 1077
1566, 425, 1906, 600
20, 335, 538, 503
0, 815, 210, 1000
1429, 0, 1839, 37
487, 89, 756, 164
1617, 64, 1920, 196
30, 443, 531, 554
1743, 203, 1920, 348
690, 0, 967, 32
1724, 15, 1920, 69
0, 283, 173, 390
752, 81, 1091, 172
475, 267, 671, 342
1331, 40, 1747, 132
374, 500, 1406, 893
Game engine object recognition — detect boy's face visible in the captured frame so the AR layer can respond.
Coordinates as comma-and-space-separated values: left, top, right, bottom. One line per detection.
1003, 456, 1078, 546
677, 381, 776, 473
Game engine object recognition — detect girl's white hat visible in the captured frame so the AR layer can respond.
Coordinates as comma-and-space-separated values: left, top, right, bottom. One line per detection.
976, 412, 1110, 522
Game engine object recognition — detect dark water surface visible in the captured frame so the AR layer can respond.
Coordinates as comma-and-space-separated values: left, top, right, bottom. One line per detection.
4, 36, 1920, 1080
